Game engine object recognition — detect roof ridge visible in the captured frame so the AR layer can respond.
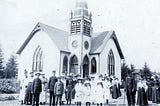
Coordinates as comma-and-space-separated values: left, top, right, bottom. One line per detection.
38, 22, 69, 34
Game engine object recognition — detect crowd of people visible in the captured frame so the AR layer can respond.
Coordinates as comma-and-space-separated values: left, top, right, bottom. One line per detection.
19, 70, 122, 106
124, 73, 160, 106
19, 69, 160, 106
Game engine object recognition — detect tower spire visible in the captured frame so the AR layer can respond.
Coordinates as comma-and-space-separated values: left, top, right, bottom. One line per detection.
73, 0, 89, 18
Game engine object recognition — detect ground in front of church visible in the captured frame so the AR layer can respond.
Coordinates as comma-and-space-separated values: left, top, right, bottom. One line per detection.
0, 90, 157, 106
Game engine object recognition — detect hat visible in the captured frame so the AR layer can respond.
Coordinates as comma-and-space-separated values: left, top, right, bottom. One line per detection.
40, 72, 45, 75
29, 71, 34, 74
52, 70, 56, 73
35, 72, 41, 76
77, 77, 83, 80
57, 76, 61, 79
84, 80, 90, 84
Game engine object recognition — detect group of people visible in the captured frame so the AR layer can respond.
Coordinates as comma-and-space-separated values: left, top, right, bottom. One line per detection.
124, 73, 160, 106
19, 70, 122, 106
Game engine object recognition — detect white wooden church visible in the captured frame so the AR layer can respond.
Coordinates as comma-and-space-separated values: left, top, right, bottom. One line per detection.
17, 0, 124, 80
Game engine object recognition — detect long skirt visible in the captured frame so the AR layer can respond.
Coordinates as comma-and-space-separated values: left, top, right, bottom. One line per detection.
152, 86, 158, 103
146, 86, 152, 101
136, 87, 148, 105
111, 85, 118, 99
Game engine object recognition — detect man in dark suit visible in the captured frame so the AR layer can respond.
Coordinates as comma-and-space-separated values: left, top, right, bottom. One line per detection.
125, 74, 137, 106
31, 72, 42, 106
54, 77, 64, 106
48, 70, 57, 106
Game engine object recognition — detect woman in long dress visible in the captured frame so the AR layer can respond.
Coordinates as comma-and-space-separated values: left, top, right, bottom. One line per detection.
94, 81, 105, 106
136, 78, 148, 105
103, 78, 111, 104
61, 76, 67, 104
110, 79, 119, 99
83, 81, 91, 105
19, 70, 28, 104
74, 79, 83, 105
152, 80, 159, 103
40, 74, 48, 105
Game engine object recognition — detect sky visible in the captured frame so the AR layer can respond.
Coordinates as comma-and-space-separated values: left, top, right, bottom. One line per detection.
0, 0, 160, 72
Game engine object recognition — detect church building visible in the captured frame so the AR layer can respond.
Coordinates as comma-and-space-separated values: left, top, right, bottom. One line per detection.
17, 0, 124, 80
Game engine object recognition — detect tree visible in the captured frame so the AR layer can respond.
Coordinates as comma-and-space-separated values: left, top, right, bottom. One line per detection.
140, 62, 152, 79
121, 61, 130, 80
130, 64, 135, 73
0, 47, 4, 78
5, 55, 18, 79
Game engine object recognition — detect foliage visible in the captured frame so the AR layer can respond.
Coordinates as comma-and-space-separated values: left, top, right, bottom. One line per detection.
130, 64, 135, 72
140, 62, 152, 79
4, 55, 18, 79
0, 79, 20, 94
121, 61, 130, 80
0, 48, 4, 78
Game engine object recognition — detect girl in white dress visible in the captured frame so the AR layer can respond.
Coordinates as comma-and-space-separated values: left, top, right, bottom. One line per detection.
83, 81, 91, 105
103, 78, 111, 104
74, 79, 83, 104
61, 76, 67, 104
40, 74, 48, 105
95, 81, 105, 106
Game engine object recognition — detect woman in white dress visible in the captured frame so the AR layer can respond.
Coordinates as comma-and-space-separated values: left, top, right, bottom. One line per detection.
61, 76, 67, 104
103, 78, 111, 104
94, 81, 105, 106
39, 74, 48, 105
83, 81, 91, 106
19, 70, 28, 104
74, 78, 83, 105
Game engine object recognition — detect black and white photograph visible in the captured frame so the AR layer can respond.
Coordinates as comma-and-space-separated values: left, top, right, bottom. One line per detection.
0, 0, 160, 105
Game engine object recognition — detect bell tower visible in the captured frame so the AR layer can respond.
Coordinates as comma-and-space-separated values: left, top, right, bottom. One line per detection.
68, 0, 92, 77
70, 0, 92, 36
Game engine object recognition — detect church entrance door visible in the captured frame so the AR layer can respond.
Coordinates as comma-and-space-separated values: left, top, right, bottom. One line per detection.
70, 55, 78, 74
83, 55, 89, 78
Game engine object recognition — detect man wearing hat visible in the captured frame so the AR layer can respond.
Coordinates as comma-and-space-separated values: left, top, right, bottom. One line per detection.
31, 72, 42, 106
125, 74, 137, 106
48, 70, 57, 106
54, 77, 64, 105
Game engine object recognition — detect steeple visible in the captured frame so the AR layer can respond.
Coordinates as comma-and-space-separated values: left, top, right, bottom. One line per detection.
70, 0, 92, 36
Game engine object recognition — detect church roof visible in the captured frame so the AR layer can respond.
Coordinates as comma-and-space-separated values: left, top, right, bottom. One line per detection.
16, 22, 70, 54
90, 31, 124, 59
17, 22, 124, 59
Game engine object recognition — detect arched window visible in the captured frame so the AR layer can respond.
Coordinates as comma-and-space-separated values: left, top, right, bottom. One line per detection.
83, 55, 89, 78
62, 56, 68, 75
70, 55, 78, 74
91, 57, 97, 74
107, 50, 115, 75
32, 46, 44, 72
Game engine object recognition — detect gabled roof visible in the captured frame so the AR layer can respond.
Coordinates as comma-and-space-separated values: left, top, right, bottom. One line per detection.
90, 31, 124, 59
17, 22, 70, 54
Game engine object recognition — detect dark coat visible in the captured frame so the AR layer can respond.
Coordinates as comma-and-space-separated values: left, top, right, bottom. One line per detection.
125, 76, 137, 95
54, 81, 64, 95
137, 87, 148, 105
32, 77, 42, 93
65, 79, 74, 100
48, 76, 57, 91
117, 83, 122, 97
146, 85, 152, 101
111, 84, 118, 99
